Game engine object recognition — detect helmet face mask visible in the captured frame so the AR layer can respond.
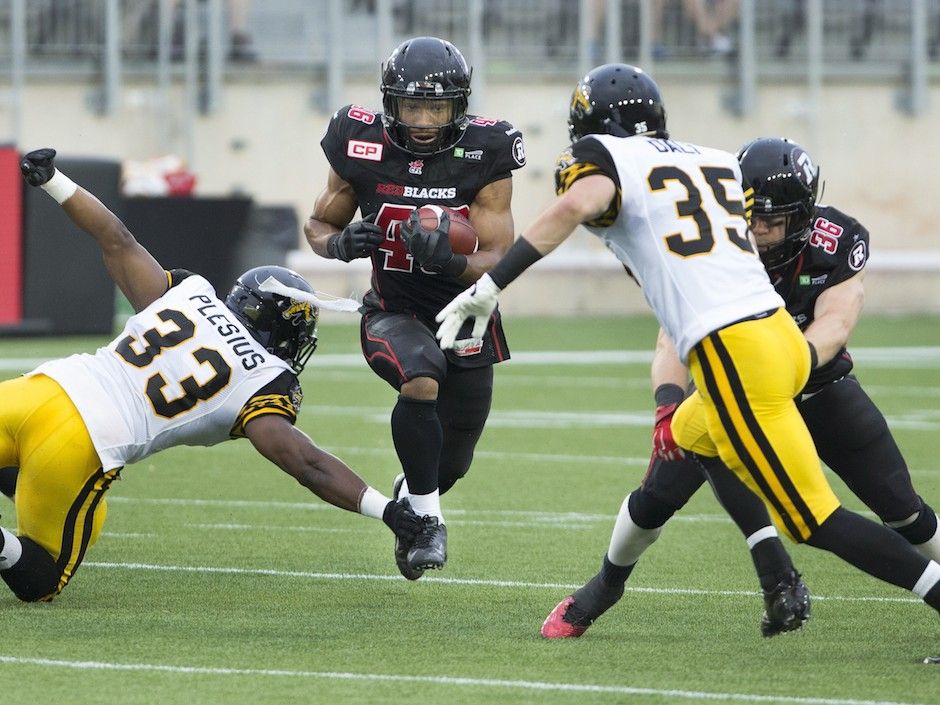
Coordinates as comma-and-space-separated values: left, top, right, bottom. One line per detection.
738, 137, 820, 270
381, 36, 471, 154
225, 266, 319, 374
567, 63, 667, 142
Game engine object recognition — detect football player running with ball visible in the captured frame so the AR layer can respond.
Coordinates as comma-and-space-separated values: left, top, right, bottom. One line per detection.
436, 64, 940, 663
0, 149, 420, 603
305, 37, 525, 579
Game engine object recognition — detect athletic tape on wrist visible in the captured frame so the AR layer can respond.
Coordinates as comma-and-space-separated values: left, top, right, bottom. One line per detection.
40, 170, 78, 204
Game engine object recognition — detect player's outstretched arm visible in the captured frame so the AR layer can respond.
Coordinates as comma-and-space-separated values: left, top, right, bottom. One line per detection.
20, 148, 167, 312
244, 414, 422, 540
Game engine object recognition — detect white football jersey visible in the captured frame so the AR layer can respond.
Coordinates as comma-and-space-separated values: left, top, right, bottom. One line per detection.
31, 274, 295, 469
557, 134, 783, 360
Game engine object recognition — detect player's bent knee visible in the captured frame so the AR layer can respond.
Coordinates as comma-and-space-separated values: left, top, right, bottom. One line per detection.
628, 488, 677, 529
400, 376, 439, 400
0, 536, 63, 602
887, 498, 938, 545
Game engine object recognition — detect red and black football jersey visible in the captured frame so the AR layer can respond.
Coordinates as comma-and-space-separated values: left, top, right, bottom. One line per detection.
769, 205, 869, 391
320, 104, 526, 321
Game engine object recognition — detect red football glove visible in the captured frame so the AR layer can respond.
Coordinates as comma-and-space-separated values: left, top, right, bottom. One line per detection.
652, 402, 685, 461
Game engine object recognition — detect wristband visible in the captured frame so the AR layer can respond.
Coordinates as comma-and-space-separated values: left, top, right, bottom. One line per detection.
488, 236, 542, 289
654, 383, 686, 407
40, 169, 78, 204
807, 342, 818, 369
326, 233, 341, 259
442, 254, 468, 278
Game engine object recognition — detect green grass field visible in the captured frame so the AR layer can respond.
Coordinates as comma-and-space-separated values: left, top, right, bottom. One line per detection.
1, 314, 939, 705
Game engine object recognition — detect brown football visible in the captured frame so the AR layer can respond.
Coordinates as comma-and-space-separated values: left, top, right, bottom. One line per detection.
417, 205, 478, 255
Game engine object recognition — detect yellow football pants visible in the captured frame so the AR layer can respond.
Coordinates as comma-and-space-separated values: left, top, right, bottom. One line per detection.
0, 374, 118, 597
671, 308, 840, 542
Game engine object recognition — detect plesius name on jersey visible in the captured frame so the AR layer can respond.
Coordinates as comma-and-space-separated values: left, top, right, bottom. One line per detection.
646, 139, 701, 155
189, 295, 266, 370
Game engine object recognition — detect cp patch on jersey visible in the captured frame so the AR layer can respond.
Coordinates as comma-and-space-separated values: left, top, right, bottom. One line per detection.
848, 239, 867, 271
347, 140, 384, 161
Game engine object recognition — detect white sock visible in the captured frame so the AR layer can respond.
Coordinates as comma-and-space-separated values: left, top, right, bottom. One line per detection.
912, 560, 940, 599
914, 514, 940, 563
887, 510, 940, 563
0, 527, 23, 570
358, 487, 391, 520
408, 490, 444, 523
606, 493, 663, 567
398, 476, 410, 497
746, 525, 779, 549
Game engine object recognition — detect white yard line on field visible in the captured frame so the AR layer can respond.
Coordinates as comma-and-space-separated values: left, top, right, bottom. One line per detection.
297, 404, 940, 431
79, 561, 923, 605
105, 496, 895, 527
0, 655, 924, 705
2, 346, 940, 372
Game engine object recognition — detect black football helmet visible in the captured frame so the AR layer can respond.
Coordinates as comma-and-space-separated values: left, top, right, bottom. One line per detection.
737, 137, 820, 270
225, 265, 318, 374
568, 63, 667, 142
380, 36, 472, 154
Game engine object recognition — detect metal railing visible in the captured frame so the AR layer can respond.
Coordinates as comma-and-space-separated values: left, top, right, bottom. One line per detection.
2, 0, 939, 145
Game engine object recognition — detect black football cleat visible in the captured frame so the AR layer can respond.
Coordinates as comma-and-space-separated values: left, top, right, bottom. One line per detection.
407, 515, 447, 571
392, 473, 424, 581
925, 653, 940, 665
761, 570, 811, 637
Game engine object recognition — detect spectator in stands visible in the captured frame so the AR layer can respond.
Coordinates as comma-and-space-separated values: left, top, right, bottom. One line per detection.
227, 0, 256, 62
123, 0, 257, 62
654, 0, 740, 58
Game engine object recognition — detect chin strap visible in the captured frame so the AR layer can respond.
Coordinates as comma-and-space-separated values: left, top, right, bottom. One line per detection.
258, 277, 361, 313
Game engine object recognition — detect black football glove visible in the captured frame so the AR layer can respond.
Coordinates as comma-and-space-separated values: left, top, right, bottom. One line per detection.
20, 148, 57, 187
382, 496, 422, 542
327, 213, 383, 262
400, 209, 461, 274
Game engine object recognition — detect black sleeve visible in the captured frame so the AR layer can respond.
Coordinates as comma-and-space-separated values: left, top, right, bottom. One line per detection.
829, 211, 869, 286
480, 120, 526, 185
320, 105, 355, 181
554, 137, 621, 227
230, 370, 303, 438
167, 269, 197, 289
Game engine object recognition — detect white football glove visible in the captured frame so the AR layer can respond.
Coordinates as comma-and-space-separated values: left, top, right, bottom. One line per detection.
435, 273, 502, 350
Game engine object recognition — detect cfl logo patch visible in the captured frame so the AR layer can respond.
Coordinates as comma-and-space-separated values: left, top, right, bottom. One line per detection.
347, 140, 383, 161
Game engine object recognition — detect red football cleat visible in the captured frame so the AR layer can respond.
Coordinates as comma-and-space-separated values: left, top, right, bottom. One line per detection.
541, 596, 588, 639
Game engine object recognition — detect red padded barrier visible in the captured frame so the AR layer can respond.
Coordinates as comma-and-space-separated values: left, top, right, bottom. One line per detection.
0, 147, 22, 324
